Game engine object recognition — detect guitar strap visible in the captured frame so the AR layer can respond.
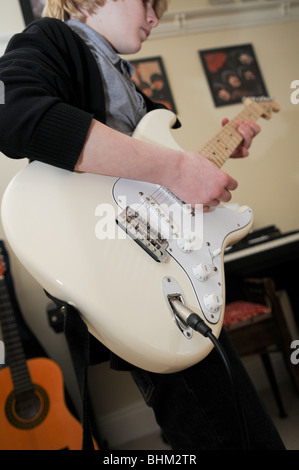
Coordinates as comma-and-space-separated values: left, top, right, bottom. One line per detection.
45, 291, 95, 450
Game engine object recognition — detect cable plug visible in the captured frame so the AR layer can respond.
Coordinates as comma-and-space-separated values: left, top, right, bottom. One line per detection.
169, 298, 212, 336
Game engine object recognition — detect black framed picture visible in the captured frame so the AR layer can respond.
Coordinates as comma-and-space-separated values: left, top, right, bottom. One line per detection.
19, 0, 45, 25
130, 56, 177, 113
199, 44, 268, 107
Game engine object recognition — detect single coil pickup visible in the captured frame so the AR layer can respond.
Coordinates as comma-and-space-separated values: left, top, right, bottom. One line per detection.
123, 208, 165, 241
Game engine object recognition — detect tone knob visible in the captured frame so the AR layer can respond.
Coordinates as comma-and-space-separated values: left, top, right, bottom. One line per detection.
177, 234, 196, 253
193, 263, 212, 281
204, 293, 223, 313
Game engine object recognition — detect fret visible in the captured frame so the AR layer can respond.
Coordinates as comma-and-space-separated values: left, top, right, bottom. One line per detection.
10, 382, 33, 395
9, 358, 28, 368
0, 317, 19, 327
199, 101, 266, 168
1, 319, 22, 340
0, 300, 12, 309
0, 269, 33, 396
7, 367, 27, 381
11, 371, 31, 383
0, 310, 18, 321
10, 363, 29, 375
5, 350, 26, 361
5, 349, 25, 360
10, 369, 33, 394
3, 333, 23, 343
4, 365, 32, 395
11, 371, 32, 384
4, 329, 23, 338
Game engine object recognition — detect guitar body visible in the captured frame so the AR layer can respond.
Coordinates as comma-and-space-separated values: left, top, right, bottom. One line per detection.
1, 109, 254, 373
0, 358, 83, 450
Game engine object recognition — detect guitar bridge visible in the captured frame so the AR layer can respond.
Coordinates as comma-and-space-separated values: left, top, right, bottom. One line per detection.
116, 207, 169, 263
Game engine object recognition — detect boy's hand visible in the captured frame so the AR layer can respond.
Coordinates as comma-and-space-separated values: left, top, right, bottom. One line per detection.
222, 118, 261, 158
167, 151, 238, 212
166, 119, 260, 212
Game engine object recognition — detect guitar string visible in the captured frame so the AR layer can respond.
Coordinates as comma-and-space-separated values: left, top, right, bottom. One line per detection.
125, 101, 265, 240
201, 104, 261, 167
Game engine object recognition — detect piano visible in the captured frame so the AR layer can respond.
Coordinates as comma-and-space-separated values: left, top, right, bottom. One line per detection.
224, 225, 299, 323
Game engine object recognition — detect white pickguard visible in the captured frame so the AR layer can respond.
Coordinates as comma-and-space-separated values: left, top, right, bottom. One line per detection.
1, 109, 253, 373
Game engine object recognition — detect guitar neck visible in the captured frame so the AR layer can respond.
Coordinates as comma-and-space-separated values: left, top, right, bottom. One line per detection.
0, 278, 33, 395
199, 100, 263, 168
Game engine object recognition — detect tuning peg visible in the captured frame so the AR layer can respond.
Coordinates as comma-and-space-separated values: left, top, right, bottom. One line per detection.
243, 96, 281, 119
270, 100, 280, 113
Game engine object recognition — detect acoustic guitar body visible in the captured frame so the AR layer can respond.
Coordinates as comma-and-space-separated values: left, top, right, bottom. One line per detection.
0, 357, 84, 450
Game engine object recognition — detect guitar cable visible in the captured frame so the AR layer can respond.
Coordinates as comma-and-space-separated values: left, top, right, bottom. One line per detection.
170, 299, 251, 450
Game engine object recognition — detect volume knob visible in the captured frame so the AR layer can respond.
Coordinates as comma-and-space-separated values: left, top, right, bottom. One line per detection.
204, 293, 223, 313
177, 234, 196, 253
193, 263, 212, 281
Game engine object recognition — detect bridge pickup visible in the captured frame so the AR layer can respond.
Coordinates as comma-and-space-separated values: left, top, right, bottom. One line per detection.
116, 207, 169, 263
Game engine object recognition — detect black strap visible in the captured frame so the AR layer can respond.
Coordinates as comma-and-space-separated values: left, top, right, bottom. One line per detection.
45, 291, 94, 450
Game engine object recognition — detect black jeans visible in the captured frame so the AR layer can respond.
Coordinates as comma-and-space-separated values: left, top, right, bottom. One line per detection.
131, 330, 286, 450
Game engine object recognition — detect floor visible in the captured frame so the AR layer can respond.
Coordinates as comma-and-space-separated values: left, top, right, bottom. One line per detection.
114, 379, 299, 450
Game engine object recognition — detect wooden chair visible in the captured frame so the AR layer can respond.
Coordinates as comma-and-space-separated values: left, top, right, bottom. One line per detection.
224, 277, 299, 418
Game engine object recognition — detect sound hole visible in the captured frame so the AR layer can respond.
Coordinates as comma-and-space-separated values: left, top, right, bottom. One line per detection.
5, 384, 49, 429
15, 390, 41, 420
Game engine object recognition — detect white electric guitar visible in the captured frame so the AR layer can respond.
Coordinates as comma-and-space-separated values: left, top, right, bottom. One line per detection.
1, 98, 279, 373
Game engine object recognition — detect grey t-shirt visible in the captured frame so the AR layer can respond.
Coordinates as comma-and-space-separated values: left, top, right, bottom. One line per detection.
67, 20, 147, 136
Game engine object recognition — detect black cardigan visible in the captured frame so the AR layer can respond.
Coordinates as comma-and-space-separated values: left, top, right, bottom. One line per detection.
0, 17, 167, 170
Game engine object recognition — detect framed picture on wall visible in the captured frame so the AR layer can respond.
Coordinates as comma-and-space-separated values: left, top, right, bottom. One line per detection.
130, 56, 177, 113
199, 44, 268, 107
19, 0, 45, 24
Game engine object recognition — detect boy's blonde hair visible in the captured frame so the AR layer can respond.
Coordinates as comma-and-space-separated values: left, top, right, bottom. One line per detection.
43, 0, 168, 22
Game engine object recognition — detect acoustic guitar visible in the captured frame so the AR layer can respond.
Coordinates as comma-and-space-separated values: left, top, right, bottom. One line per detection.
1, 98, 280, 373
0, 241, 92, 450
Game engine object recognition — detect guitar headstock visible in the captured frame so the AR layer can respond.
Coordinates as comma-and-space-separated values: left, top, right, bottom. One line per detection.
243, 96, 280, 120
